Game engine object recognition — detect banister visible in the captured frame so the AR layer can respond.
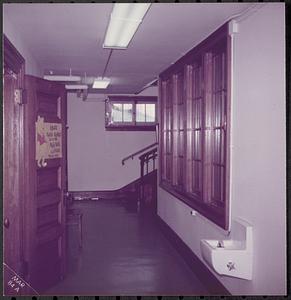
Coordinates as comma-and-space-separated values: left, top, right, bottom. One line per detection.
122, 142, 158, 165
139, 147, 157, 161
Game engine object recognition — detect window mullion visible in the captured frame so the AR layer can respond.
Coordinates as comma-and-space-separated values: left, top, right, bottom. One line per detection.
202, 52, 213, 205
185, 65, 193, 194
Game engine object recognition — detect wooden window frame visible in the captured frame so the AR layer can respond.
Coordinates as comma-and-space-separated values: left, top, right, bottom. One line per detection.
105, 96, 157, 131
159, 23, 231, 230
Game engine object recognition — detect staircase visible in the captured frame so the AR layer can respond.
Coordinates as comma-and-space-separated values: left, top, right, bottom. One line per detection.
69, 143, 158, 214
122, 143, 158, 213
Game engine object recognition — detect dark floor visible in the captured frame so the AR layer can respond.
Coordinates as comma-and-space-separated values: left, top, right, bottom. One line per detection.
46, 199, 208, 295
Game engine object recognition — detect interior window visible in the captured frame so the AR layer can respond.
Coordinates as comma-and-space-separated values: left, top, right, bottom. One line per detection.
105, 96, 157, 131
136, 103, 156, 123
112, 103, 123, 122
159, 24, 230, 230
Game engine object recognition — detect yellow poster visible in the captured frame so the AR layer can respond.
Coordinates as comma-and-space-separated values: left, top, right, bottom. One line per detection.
36, 116, 62, 167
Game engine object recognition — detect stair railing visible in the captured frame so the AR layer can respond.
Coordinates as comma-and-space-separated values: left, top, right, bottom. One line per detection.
139, 147, 158, 178
138, 147, 158, 212
121, 142, 158, 165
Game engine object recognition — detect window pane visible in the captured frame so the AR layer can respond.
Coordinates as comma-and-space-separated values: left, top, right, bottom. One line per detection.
136, 104, 146, 122
112, 103, 122, 122
123, 103, 133, 122
145, 103, 155, 122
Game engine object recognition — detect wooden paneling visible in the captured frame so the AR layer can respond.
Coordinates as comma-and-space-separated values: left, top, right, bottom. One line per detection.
37, 189, 61, 208
37, 92, 58, 116
33, 240, 61, 291
37, 167, 59, 193
37, 204, 59, 228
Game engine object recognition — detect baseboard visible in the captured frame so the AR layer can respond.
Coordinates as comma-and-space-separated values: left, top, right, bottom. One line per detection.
156, 215, 231, 296
70, 170, 157, 201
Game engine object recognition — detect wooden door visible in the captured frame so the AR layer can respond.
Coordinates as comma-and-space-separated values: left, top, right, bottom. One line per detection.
3, 35, 31, 295
24, 75, 67, 293
3, 66, 25, 294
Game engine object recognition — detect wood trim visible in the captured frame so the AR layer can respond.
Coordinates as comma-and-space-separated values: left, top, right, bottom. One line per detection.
225, 33, 232, 231
105, 125, 156, 131
105, 96, 158, 130
3, 35, 25, 74
160, 182, 225, 229
159, 22, 230, 230
156, 215, 231, 295
108, 96, 157, 102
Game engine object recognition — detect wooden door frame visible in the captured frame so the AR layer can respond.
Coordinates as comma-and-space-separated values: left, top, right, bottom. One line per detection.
3, 35, 26, 277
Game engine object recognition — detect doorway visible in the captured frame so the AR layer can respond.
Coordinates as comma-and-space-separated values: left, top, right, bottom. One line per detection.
3, 36, 68, 295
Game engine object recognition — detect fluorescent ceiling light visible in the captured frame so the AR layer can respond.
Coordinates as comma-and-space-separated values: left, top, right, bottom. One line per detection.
65, 84, 88, 90
44, 75, 81, 82
103, 3, 151, 49
92, 77, 111, 89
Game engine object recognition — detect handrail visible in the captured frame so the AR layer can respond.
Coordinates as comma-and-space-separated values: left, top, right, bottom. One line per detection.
139, 147, 157, 161
122, 142, 158, 165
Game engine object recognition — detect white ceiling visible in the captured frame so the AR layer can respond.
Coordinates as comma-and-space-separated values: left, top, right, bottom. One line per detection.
4, 3, 252, 94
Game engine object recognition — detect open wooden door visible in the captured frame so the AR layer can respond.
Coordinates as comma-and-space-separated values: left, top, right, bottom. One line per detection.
24, 76, 67, 293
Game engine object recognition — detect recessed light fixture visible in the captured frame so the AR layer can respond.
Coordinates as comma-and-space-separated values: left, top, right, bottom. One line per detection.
65, 84, 88, 90
92, 77, 111, 89
103, 3, 151, 49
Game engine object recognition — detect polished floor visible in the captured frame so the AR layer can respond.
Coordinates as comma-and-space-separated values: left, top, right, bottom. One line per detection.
46, 199, 208, 295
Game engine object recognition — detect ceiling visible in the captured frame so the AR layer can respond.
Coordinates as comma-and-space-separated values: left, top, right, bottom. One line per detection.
4, 3, 252, 94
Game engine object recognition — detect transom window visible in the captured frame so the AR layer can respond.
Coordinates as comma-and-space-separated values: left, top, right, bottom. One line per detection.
105, 96, 157, 131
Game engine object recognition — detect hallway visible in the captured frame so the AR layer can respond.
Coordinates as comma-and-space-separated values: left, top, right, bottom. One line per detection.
3, 3, 286, 296
47, 199, 208, 295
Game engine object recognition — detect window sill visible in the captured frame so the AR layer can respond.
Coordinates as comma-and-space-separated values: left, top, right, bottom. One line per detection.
105, 125, 156, 131
159, 181, 227, 230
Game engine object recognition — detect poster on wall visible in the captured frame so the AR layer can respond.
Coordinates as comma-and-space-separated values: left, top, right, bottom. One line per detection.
35, 115, 62, 167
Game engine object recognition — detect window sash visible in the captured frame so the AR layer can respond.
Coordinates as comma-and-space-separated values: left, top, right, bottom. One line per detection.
105, 96, 157, 129
159, 26, 229, 229
109, 101, 135, 125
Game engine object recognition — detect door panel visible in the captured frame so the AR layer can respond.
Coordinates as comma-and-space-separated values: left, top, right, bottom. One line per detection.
24, 75, 67, 293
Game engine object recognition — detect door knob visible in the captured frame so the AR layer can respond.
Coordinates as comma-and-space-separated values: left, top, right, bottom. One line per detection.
4, 218, 10, 228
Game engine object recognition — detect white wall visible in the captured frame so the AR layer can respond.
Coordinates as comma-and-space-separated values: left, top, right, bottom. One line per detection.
68, 88, 157, 191
3, 8, 42, 77
158, 4, 286, 295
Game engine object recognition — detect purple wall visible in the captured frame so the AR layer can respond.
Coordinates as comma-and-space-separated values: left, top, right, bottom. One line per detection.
3, 5, 42, 76
68, 88, 157, 191
158, 4, 286, 295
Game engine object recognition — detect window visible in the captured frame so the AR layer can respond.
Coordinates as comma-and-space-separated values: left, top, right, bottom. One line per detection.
111, 103, 134, 124
105, 96, 157, 131
136, 103, 156, 123
159, 24, 230, 229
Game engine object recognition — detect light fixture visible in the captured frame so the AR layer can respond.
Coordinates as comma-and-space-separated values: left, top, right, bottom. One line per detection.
65, 84, 88, 90
103, 3, 151, 49
92, 77, 111, 89
44, 75, 81, 82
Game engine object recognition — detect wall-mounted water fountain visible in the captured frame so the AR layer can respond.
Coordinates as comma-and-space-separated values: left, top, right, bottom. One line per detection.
200, 218, 253, 280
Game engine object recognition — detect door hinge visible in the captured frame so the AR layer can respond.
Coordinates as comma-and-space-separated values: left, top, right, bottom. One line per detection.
14, 88, 27, 105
